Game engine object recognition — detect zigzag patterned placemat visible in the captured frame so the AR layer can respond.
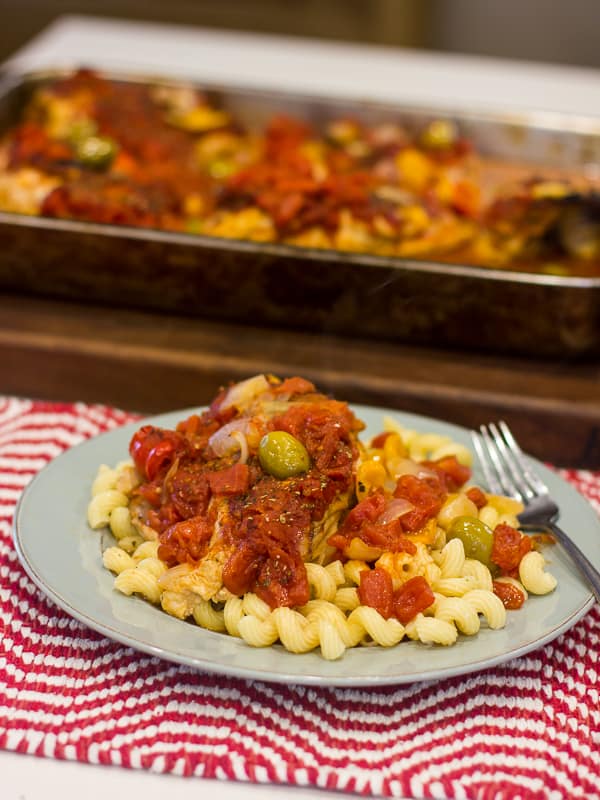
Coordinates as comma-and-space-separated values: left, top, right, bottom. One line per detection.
1, 398, 599, 800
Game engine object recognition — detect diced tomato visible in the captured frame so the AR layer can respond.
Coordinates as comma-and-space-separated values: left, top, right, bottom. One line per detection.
273, 376, 316, 397
129, 425, 187, 481
176, 410, 228, 451
422, 455, 471, 492
466, 486, 487, 509
146, 509, 162, 531
169, 465, 211, 518
328, 492, 386, 550
147, 502, 181, 532
393, 474, 446, 531
370, 431, 392, 449
491, 523, 532, 573
8, 122, 73, 168
438, 455, 471, 489
358, 521, 417, 554
176, 413, 201, 437
158, 515, 213, 565
272, 402, 359, 477
451, 179, 480, 219
222, 542, 264, 596
222, 539, 309, 608
255, 548, 310, 608
134, 481, 162, 507
342, 493, 386, 531
393, 576, 435, 624
327, 532, 349, 551
493, 580, 526, 610
330, 491, 419, 553
147, 501, 182, 534
358, 568, 394, 619
225, 117, 338, 235
207, 463, 250, 496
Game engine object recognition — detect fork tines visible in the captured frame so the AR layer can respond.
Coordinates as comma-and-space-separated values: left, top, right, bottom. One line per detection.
470, 421, 547, 502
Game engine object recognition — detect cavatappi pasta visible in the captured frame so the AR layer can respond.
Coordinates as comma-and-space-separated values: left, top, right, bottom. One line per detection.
87, 374, 557, 660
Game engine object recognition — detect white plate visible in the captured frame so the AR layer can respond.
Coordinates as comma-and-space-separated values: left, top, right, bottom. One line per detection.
13, 405, 599, 686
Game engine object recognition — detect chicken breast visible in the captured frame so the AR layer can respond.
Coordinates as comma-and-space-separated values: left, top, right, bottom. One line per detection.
128, 374, 364, 608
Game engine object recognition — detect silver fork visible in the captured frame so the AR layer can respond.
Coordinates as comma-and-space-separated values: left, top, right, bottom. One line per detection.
471, 420, 600, 604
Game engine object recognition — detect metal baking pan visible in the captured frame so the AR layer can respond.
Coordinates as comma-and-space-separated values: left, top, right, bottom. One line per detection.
0, 67, 599, 358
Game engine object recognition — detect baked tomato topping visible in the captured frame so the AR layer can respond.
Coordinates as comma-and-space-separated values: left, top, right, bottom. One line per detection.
206, 463, 250, 496
130, 425, 187, 481
358, 570, 435, 624
493, 580, 526, 610
393, 576, 435, 624
158, 515, 214, 566
369, 431, 392, 449
358, 567, 394, 619
466, 486, 487, 509
329, 492, 419, 553
221, 539, 310, 608
118, 374, 551, 634
393, 474, 447, 532
421, 455, 471, 492
491, 523, 532, 574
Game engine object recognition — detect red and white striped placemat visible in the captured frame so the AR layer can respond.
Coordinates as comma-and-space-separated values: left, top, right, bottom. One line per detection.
1, 397, 599, 800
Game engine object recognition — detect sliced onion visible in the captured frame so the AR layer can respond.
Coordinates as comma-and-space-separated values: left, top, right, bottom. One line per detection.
218, 374, 270, 413
162, 456, 180, 494
378, 497, 415, 524
231, 430, 249, 465
259, 399, 292, 417
208, 418, 251, 457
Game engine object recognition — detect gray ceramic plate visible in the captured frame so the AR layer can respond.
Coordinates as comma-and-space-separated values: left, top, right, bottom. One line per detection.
13, 405, 599, 686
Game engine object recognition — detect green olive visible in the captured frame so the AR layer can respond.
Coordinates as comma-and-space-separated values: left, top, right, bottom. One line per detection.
258, 431, 310, 479
76, 135, 118, 170
447, 515, 494, 567
69, 118, 98, 144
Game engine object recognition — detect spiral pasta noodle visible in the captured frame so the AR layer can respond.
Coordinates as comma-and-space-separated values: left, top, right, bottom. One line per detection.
89, 398, 558, 661
519, 551, 558, 595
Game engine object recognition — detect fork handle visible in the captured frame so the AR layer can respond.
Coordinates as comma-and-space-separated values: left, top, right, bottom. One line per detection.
546, 522, 600, 604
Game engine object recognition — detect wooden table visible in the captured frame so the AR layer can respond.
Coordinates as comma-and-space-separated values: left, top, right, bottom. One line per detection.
2, 290, 599, 468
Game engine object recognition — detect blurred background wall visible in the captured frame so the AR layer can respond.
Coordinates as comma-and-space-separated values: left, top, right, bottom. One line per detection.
1, 0, 599, 69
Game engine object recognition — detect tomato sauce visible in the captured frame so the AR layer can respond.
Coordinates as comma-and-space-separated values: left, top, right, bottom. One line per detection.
422, 455, 471, 492
393, 474, 447, 532
358, 569, 435, 624
493, 580, 526, 610
466, 486, 487, 509
328, 492, 417, 554
491, 523, 532, 574
129, 381, 361, 608
5, 69, 599, 277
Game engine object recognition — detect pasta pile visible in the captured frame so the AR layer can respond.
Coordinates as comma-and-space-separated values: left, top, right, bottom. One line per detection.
87, 406, 557, 661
